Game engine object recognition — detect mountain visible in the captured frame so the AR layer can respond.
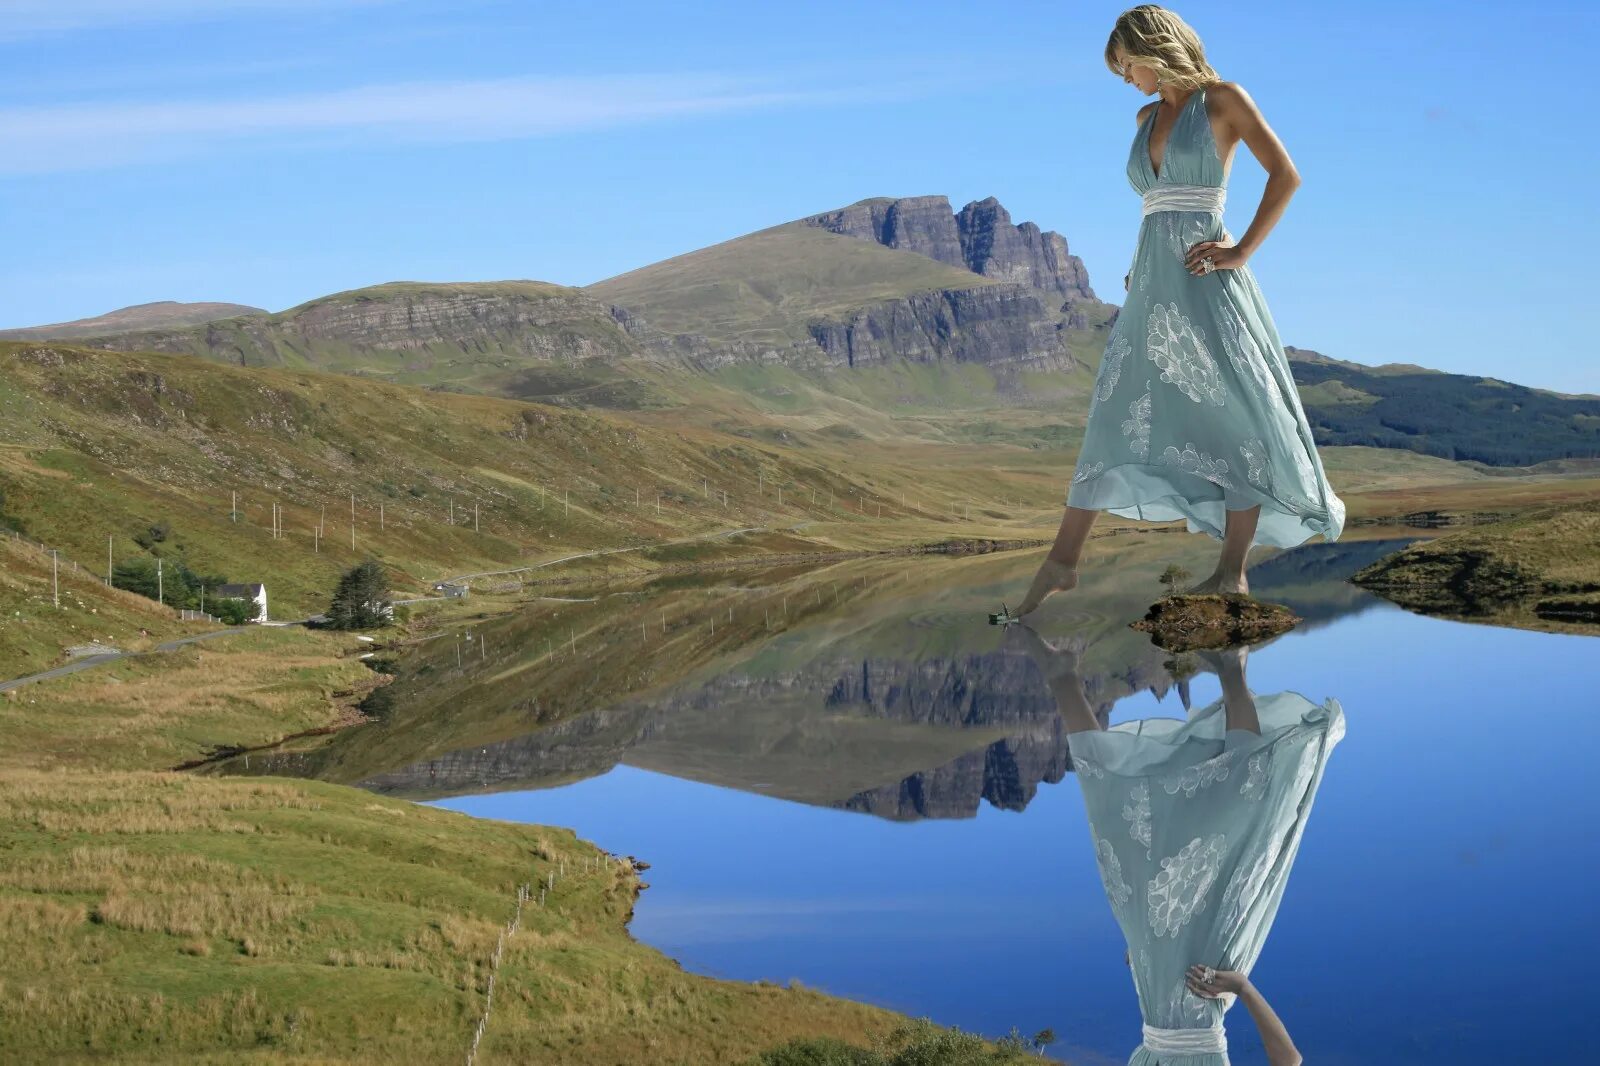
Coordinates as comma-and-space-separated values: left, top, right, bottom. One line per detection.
589, 195, 1109, 377
65, 196, 1115, 406
800, 194, 1096, 302
0, 300, 265, 339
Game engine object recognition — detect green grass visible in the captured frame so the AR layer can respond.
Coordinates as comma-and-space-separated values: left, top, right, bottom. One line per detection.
586, 223, 1004, 345
0, 771, 915, 1064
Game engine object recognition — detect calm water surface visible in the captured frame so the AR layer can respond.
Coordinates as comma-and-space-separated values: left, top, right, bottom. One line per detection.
231, 535, 1598, 1064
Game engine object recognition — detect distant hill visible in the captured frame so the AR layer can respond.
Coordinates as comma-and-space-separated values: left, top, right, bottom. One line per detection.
64, 281, 662, 408
1283, 346, 1600, 466
0, 300, 264, 339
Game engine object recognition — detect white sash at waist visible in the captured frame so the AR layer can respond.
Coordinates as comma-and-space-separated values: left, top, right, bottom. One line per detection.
1141, 1023, 1228, 1054
1142, 183, 1226, 216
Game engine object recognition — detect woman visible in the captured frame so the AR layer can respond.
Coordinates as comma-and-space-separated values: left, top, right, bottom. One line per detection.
1014, 5, 1345, 618
1010, 626, 1341, 1065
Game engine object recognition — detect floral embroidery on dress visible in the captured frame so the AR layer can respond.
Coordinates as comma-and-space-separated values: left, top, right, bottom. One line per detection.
1095, 836, 1133, 906
1161, 214, 1212, 265
1073, 752, 1106, 779
1239, 438, 1271, 492
1240, 750, 1270, 800
1146, 302, 1226, 406
1160, 749, 1236, 797
1159, 442, 1236, 489
1290, 742, 1319, 799
1148, 833, 1227, 938
1071, 461, 1104, 485
1159, 978, 1215, 1029
1097, 333, 1132, 401
1123, 780, 1152, 853
1218, 836, 1282, 939
1216, 304, 1281, 403
1122, 382, 1152, 461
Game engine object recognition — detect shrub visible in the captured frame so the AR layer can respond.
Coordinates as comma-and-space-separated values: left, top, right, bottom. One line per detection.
213, 597, 253, 625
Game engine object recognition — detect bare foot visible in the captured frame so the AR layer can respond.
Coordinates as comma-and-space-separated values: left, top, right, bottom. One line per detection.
1014, 558, 1080, 617
1187, 571, 1249, 597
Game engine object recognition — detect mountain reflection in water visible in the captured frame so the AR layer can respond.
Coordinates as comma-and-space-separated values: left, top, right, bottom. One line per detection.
205, 535, 1589, 1064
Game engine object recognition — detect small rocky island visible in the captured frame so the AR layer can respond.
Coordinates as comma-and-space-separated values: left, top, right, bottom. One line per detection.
1349, 497, 1600, 634
1130, 593, 1301, 651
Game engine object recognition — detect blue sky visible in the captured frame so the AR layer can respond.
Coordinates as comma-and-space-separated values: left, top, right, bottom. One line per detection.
2, 0, 1593, 394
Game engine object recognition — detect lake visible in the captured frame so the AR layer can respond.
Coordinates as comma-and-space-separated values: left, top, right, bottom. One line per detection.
216, 531, 1596, 1064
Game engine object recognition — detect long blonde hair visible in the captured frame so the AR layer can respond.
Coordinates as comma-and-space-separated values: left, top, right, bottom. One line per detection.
1105, 5, 1221, 92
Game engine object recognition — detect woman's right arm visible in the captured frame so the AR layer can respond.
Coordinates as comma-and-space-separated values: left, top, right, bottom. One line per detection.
1186, 966, 1302, 1066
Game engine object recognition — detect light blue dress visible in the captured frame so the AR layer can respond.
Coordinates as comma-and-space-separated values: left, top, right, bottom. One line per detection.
1067, 693, 1345, 1065
1066, 84, 1346, 549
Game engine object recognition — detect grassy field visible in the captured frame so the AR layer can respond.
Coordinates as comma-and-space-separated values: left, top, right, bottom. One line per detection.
0, 771, 928, 1064
0, 582, 1037, 1063
0, 626, 376, 773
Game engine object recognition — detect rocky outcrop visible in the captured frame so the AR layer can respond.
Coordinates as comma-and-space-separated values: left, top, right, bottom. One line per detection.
78, 282, 649, 370
612, 284, 1076, 374
837, 725, 1074, 821
805, 285, 1074, 371
803, 195, 1097, 303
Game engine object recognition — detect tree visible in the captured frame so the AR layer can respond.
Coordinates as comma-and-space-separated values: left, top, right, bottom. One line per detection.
1158, 562, 1193, 596
327, 559, 392, 629
111, 556, 227, 610
213, 597, 253, 625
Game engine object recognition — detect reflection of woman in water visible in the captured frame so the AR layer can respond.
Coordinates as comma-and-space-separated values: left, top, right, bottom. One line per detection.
1011, 628, 1341, 1065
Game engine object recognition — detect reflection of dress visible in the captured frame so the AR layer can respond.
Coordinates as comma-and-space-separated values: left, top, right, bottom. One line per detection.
1066, 83, 1346, 549
1067, 692, 1344, 1065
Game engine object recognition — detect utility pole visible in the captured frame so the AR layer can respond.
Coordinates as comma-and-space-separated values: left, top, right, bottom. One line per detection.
49, 549, 58, 608
231, 490, 238, 523
351, 493, 356, 550
157, 558, 163, 606
107, 534, 112, 584
380, 503, 384, 531
474, 502, 479, 533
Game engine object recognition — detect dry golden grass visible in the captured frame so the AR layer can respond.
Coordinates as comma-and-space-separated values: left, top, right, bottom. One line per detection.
0, 626, 374, 773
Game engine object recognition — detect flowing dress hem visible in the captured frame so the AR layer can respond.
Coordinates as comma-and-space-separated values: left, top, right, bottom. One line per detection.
1065, 459, 1342, 548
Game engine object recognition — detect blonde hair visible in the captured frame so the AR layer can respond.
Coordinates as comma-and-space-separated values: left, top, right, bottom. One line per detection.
1105, 5, 1221, 92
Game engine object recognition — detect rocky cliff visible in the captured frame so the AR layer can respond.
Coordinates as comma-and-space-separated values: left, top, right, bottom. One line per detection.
802, 195, 1097, 304
78, 281, 650, 370
609, 282, 1077, 374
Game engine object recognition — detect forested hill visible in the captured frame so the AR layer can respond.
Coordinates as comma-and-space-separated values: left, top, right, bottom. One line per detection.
1287, 351, 1600, 466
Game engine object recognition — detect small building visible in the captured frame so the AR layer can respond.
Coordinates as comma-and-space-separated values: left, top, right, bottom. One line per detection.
433, 582, 470, 599
214, 582, 268, 623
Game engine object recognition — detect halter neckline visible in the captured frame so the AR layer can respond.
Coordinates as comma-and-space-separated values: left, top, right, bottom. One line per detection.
1146, 85, 1205, 180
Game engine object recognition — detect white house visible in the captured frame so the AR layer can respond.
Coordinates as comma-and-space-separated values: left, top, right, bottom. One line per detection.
214, 582, 268, 623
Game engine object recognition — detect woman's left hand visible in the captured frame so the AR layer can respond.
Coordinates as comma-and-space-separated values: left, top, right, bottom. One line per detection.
1186, 964, 1248, 998
1185, 239, 1245, 276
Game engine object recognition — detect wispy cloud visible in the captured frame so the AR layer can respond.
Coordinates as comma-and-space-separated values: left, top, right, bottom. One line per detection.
0, 0, 392, 39
0, 71, 930, 175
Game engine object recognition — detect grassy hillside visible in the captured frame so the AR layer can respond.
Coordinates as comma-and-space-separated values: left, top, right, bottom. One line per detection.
0, 531, 218, 678
1291, 358, 1600, 466
1, 341, 1022, 624
586, 222, 1006, 346
0, 300, 265, 340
